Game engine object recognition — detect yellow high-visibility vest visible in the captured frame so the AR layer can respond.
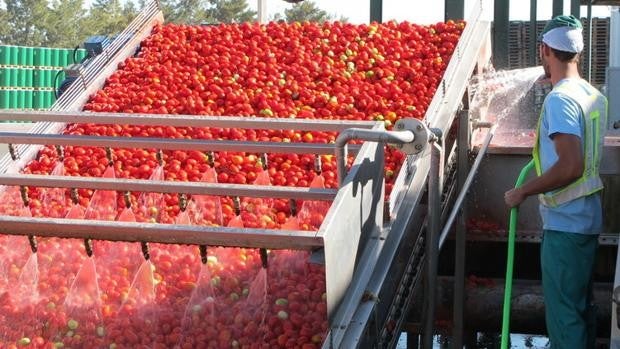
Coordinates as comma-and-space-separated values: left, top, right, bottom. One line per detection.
533, 79, 608, 207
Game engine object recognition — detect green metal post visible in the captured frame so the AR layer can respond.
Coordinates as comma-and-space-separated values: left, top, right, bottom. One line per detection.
445, 0, 464, 21
530, 0, 538, 66
570, 0, 580, 18
493, 0, 510, 69
552, 0, 563, 17
370, 0, 382, 23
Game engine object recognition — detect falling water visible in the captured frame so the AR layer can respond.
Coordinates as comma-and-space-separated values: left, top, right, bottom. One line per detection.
469, 66, 547, 147
178, 262, 217, 347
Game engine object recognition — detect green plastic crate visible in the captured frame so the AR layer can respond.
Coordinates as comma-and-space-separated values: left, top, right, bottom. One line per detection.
0, 90, 8, 109
0, 46, 10, 65
33, 48, 44, 66
33, 48, 52, 67
10, 47, 18, 66
44, 48, 52, 67
24, 90, 33, 109
17, 46, 28, 66
24, 69, 33, 87
24, 47, 34, 66
51, 48, 60, 67
33, 90, 55, 109
8, 90, 18, 108
33, 90, 45, 109
46, 90, 55, 107
9, 68, 18, 87
33, 69, 53, 88
16, 68, 28, 87
16, 90, 26, 108
59, 49, 68, 67
0, 68, 10, 87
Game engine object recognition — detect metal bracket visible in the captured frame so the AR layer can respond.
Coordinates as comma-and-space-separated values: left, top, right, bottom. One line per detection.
394, 118, 432, 155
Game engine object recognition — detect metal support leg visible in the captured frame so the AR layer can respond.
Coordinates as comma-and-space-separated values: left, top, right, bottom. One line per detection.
586, 0, 593, 83
370, 0, 382, 23
407, 333, 420, 349
423, 142, 443, 349
552, 0, 563, 17
570, 0, 580, 18
453, 110, 470, 349
493, 0, 510, 69
529, 0, 538, 66
444, 0, 464, 21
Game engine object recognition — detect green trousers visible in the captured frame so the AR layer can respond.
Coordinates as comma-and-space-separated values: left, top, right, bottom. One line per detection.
541, 229, 598, 349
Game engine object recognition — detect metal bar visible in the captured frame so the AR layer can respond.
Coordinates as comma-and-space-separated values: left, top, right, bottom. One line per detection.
0, 133, 355, 156
335, 128, 414, 186
439, 125, 497, 248
452, 110, 470, 349
0, 216, 323, 250
0, 110, 377, 132
445, 0, 465, 21
423, 142, 442, 349
493, 0, 510, 69
611, 7, 620, 68
0, 174, 337, 200
530, 0, 538, 66
553, 0, 564, 17
587, 0, 593, 83
257, 0, 267, 23
571, 0, 581, 17
370, 0, 382, 23
427, 7, 491, 135
339, 149, 430, 348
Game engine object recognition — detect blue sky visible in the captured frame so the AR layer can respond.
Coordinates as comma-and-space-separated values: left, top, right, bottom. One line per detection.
249, 0, 612, 24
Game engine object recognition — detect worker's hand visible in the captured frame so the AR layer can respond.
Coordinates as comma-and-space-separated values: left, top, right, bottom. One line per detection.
504, 187, 527, 208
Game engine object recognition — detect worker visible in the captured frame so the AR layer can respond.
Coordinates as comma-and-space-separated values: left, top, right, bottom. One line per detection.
504, 15, 608, 349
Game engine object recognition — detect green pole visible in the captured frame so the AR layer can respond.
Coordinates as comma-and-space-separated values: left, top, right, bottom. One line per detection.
445, 0, 465, 21
370, 0, 382, 23
552, 0, 563, 17
493, 0, 510, 69
570, 0, 580, 18
500, 159, 535, 349
529, 0, 538, 66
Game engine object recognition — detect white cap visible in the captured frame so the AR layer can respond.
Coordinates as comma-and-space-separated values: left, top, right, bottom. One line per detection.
542, 26, 584, 53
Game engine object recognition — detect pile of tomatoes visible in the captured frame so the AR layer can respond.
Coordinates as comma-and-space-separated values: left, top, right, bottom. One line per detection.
0, 19, 463, 348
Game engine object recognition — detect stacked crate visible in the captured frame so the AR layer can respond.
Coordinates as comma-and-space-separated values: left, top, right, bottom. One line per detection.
507, 21, 526, 69
520, 20, 547, 67
582, 17, 609, 87
0, 45, 88, 111
507, 18, 610, 88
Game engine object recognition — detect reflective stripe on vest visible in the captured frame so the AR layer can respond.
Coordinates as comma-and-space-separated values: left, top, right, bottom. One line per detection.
532, 79, 608, 208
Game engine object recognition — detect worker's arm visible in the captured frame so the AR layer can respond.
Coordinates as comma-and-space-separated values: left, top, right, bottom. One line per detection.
504, 133, 583, 208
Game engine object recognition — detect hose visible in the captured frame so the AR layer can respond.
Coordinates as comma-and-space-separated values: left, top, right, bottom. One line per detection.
72, 45, 80, 64
500, 159, 535, 349
53, 70, 63, 99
